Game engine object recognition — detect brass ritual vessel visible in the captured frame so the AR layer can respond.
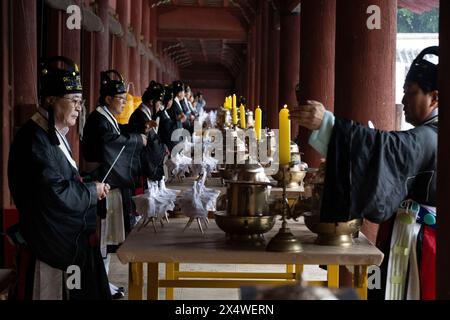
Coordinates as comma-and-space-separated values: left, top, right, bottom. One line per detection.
293, 164, 362, 247
214, 153, 277, 246
273, 142, 307, 189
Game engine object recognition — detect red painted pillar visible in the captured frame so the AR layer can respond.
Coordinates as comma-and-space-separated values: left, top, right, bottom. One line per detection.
334, 0, 396, 243
437, 0, 450, 300
266, 7, 280, 129
149, 6, 158, 81
260, 1, 269, 111
93, 0, 110, 107
114, 0, 130, 81
335, 0, 396, 130
298, 0, 336, 168
141, 0, 150, 92
12, 0, 38, 129
129, 0, 142, 94
254, 5, 262, 110
1, 0, 12, 213
245, 29, 253, 108
278, 9, 300, 131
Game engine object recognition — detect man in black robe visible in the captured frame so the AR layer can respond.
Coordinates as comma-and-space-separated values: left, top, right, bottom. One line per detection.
295, 47, 439, 300
8, 56, 111, 300
169, 80, 187, 130
81, 70, 146, 298
129, 81, 166, 182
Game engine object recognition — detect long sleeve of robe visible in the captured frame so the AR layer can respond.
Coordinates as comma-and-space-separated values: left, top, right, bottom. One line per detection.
319, 116, 438, 224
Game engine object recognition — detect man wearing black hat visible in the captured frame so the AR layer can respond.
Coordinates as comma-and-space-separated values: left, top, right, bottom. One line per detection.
169, 80, 187, 129
294, 47, 439, 300
81, 70, 146, 298
8, 56, 111, 299
129, 81, 167, 182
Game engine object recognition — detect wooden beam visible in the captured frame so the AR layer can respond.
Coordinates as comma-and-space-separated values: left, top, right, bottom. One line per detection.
158, 5, 247, 41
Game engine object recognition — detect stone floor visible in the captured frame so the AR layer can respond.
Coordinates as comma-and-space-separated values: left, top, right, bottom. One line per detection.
108, 253, 327, 300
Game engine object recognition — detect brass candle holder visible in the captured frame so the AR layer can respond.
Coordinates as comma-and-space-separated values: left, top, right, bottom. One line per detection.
266, 165, 302, 253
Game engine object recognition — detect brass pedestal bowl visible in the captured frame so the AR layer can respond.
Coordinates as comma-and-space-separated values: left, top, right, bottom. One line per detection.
214, 211, 276, 247
303, 213, 362, 247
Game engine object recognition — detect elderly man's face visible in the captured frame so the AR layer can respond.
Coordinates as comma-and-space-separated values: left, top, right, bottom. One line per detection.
106, 94, 127, 115
52, 93, 83, 128
402, 82, 438, 126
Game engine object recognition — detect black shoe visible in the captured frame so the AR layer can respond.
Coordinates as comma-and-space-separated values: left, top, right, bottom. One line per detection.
112, 290, 125, 300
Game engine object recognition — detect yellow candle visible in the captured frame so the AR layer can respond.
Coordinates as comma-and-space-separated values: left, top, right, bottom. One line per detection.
232, 94, 237, 110
239, 104, 246, 129
232, 101, 238, 125
279, 105, 291, 166
255, 106, 262, 141
224, 97, 228, 109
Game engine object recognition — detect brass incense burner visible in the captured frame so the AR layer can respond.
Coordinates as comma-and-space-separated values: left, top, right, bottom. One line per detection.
293, 163, 362, 247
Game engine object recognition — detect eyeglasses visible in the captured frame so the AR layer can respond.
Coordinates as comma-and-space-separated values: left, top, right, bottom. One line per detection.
60, 96, 85, 107
113, 96, 127, 103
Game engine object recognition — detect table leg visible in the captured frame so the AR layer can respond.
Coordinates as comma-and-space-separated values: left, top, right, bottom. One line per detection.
147, 263, 159, 300
295, 264, 304, 282
327, 265, 340, 288
353, 265, 368, 300
165, 263, 175, 300
128, 262, 143, 300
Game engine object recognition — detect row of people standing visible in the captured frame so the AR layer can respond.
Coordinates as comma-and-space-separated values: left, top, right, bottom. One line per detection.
7, 54, 206, 299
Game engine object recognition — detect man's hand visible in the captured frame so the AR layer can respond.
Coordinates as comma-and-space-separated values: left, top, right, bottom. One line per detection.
95, 182, 110, 200
144, 120, 158, 134
141, 134, 148, 146
292, 100, 326, 131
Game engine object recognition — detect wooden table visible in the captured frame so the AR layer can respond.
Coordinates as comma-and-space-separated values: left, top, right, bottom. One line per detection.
117, 218, 383, 300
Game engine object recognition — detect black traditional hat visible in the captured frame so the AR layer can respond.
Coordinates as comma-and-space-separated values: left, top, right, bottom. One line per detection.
100, 70, 127, 97
172, 80, 185, 95
405, 46, 439, 92
239, 96, 247, 106
39, 56, 82, 98
163, 84, 174, 105
142, 81, 165, 104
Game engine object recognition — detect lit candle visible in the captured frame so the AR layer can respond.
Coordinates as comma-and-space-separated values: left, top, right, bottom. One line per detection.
279, 105, 291, 166
239, 104, 246, 129
255, 106, 262, 141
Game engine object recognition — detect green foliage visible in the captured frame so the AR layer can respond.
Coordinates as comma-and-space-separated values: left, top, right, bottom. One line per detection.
397, 8, 439, 33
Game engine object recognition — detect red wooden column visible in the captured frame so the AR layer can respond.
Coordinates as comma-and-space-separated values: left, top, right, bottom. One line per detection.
335, 0, 396, 129
1, 0, 12, 214
149, 6, 158, 81
278, 8, 300, 131
129, 0, 142, 94
334, 0, 396, 243
298, 0, 335, 168
141, 0, 150, 91
254, 5, 262, 110
259, 1, 269, 111
114, 0, 130, 81
437, 0, 450, 300
93, 0, 110, 109
12, 0, 38, 129
266, 6, 280, 129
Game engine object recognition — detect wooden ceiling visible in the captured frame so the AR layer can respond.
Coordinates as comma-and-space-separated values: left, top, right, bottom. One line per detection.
154, 0, 262, 81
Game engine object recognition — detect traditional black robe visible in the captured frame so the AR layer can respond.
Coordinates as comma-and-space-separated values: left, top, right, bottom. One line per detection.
81, 107, 143, 189
8, 113, 110, 300
320, 115, 437, 223
320, 115, 438, 300
128, 105, 166, 181
169, 98, 185, 129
